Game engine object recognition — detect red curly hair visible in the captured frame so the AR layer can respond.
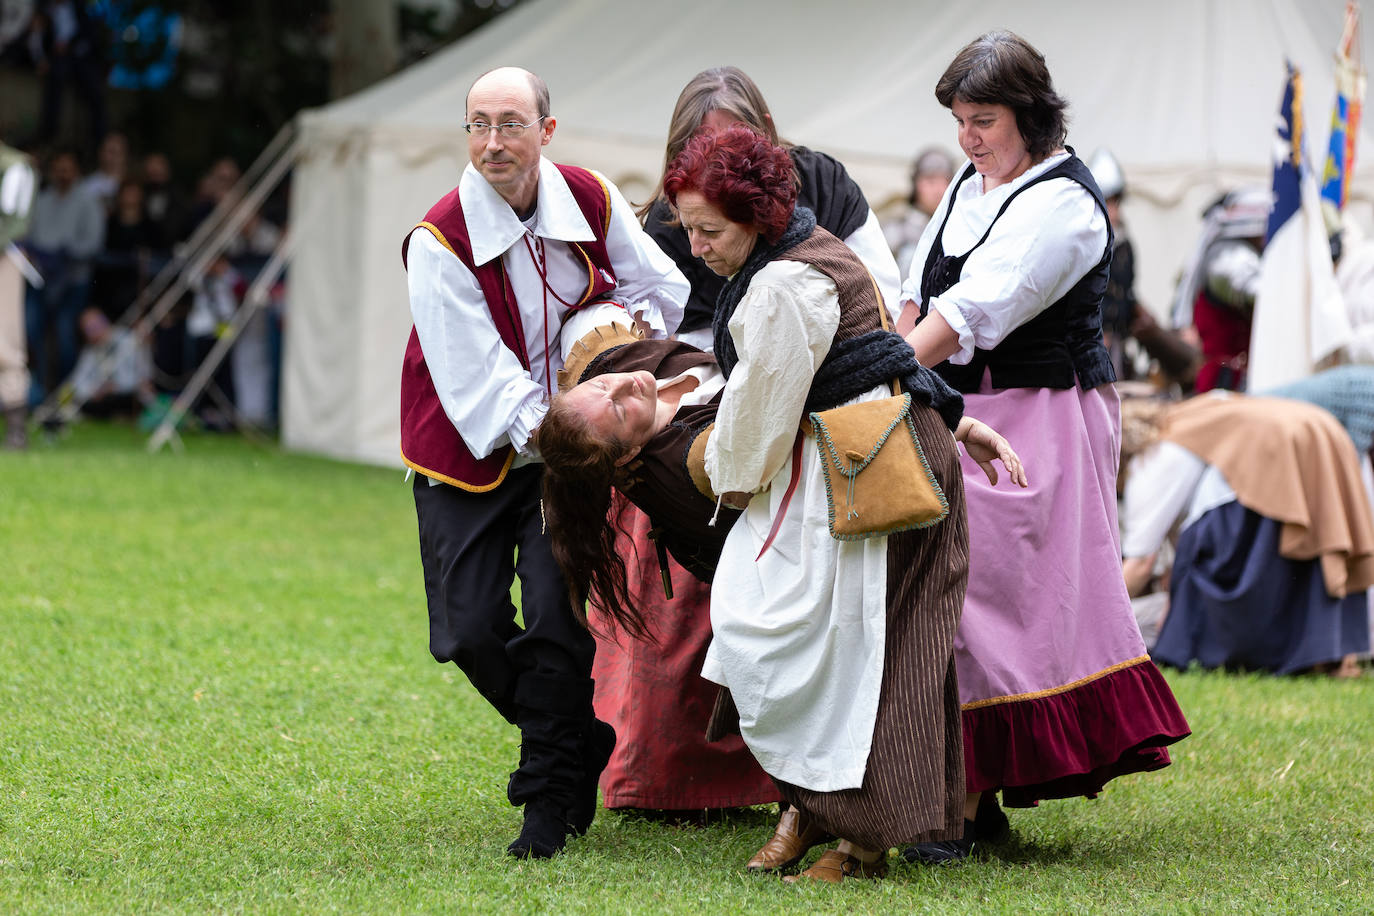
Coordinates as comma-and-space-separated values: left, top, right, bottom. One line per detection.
662, 125, 797, 244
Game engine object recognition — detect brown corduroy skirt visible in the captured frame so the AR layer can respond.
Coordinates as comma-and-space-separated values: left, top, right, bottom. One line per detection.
775, 402, 969, 850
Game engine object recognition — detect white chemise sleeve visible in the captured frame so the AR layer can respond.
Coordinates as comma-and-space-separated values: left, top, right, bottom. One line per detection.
593, 170, 689, 337
703, 260, 840, 494
841, 209, 902, 326
406, 227, 548, 457
1120, 441, 1208, 558
906, 173, 1108, 365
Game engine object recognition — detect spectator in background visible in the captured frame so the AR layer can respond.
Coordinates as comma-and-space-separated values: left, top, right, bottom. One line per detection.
1333, 229, 1374, 365
183, 253, 237, 430
30, 0, 108, 160
883, 146, 955, 283
140, 151, 185, 251
68, 305, 152, 418
227, 209, 281, 260
1088, 148, 1136, 377
183, 156, 241, 239
91, 180, 156, 320
80, 131, 129, 213
23, 148, 105, 402
1, 138, 37, 448
148, 293, 189, 402
224, 208, 283, 427
1169, 187, 1270, 392
1088, 148, 1201, 390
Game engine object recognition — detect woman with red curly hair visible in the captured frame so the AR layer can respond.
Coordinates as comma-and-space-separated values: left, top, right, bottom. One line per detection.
586, 68, 902, 828
647, 124, 993, 882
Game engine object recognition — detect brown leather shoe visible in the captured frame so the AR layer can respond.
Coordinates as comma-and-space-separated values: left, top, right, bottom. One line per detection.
783, 849, 888, 883
745, 807, 831, 872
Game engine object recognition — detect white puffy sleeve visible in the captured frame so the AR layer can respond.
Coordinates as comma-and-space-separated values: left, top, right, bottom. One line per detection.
704, 260, 840, 494
841, 209, 902, 325
1120, 441, 1207, 558
595, 170, 689, 337
926, 179, 1107, 364
407, 227, 547, 457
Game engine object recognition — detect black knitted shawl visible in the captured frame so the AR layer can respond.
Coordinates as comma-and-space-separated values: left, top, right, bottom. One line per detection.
806, 330, 964, 430
712, 206, 963, 430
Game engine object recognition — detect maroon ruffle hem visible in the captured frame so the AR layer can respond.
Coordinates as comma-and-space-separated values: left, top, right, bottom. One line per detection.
963, 658, 1190, 808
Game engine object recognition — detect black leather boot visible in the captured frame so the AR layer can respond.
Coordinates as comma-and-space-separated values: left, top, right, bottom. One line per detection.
901, 817, 975, 865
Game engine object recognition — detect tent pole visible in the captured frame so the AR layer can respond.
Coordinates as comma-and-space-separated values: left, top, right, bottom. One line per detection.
147, 228, 295, 453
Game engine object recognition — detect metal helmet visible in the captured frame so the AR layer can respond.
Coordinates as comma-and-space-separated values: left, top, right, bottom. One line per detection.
1209, 185, 1272, 241
1087, 148, 1125, 199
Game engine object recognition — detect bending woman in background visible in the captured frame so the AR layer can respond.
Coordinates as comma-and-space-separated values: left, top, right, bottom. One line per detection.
543, 126, 1025, 883
897, 30, 1191, 863
1120, 374, 1374, 676
588, 65, 904, 820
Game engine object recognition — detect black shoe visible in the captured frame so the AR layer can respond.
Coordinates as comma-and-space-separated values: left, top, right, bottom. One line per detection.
506, 799, 572, 859
901, 818, 975, 865
974, 791, 1011, 844
568, 719, 616, 836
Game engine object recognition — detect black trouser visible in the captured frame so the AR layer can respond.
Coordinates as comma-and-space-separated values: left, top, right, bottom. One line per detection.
413, 466, 596, 809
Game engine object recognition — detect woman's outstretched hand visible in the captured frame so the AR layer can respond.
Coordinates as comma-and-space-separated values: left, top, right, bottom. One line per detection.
955, 416, 1028, 488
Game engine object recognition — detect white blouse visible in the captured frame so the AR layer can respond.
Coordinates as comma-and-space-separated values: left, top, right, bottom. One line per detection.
899, 152, 1109, 365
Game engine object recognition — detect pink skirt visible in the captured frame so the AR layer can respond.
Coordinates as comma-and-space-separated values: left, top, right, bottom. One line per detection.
956, 377, 1190, 805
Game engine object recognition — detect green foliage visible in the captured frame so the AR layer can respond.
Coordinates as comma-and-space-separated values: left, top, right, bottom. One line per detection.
2, 424, 1372, 914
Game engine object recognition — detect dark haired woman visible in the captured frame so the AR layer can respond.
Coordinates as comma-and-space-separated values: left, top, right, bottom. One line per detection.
548, 124, 1022, 882
897, 30, 1191, 863
587, 65, 901, 821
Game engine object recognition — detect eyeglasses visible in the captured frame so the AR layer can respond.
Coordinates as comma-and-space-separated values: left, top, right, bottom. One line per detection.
463, 117, 545, 138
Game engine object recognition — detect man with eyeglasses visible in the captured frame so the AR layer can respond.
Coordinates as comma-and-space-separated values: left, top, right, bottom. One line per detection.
400, 66, 688, 859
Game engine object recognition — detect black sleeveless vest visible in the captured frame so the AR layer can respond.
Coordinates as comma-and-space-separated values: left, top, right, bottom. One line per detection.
918, 154, 1116, 393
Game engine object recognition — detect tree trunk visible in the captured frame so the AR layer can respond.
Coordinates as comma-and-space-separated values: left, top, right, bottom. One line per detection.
330, 0, 399, 99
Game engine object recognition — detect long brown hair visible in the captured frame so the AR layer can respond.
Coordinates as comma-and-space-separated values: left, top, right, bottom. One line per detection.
1117, 396, 1172, 494
637, 65, 786, 219
536, 397, 651, 640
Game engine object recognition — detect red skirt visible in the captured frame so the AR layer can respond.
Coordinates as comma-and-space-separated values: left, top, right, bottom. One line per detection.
963, 658, 1187, 807
589, 504, 780, 809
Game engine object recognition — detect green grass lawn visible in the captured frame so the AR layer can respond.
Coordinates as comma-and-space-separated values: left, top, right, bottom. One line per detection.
2, 423, 1372, 914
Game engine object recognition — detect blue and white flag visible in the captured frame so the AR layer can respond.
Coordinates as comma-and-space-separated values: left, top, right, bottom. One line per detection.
1249, 62, 1351, 392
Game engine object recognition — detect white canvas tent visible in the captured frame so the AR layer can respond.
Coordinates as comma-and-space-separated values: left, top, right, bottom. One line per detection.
283, 0, 1374, 467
